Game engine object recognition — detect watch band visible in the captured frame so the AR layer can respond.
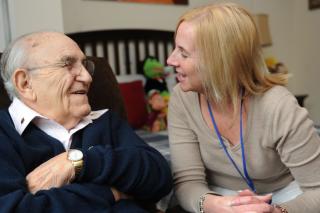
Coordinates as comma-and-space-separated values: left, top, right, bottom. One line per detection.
274, 204, 288, 213
199, 194, 206, 213
199, 193, 220, 213
71, 159, 83, 177
67, 149, 84, 178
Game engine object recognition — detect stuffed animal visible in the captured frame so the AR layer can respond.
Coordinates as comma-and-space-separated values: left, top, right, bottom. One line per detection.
145, 90, 168, 132
143, 57, 169, 95
141, 57, 170, 132
265, 57, 288, 74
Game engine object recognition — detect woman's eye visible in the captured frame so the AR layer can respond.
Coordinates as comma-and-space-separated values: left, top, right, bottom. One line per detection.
180, 52, 188, 58
181, 53, 188, 58
178, 49, 188, 58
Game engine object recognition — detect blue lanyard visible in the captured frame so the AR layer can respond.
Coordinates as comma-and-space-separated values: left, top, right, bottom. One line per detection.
207, 97, 256, 193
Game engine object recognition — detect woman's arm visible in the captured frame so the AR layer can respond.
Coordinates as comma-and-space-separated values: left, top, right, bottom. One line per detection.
168, 87, 213, 212
271, 92, 320, 213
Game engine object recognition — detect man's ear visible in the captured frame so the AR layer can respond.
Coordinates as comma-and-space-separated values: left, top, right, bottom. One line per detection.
12, 69, 36, 101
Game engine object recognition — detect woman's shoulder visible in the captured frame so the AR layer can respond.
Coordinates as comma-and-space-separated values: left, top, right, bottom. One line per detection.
255, 85, 295, 104
251, 86, 298, 117
265, 85, 292, 96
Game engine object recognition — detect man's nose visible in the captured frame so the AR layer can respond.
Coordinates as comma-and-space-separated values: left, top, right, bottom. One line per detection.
77, 67, 92, 83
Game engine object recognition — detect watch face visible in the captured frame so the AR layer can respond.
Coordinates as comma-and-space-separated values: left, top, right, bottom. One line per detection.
68, 149, 83, 161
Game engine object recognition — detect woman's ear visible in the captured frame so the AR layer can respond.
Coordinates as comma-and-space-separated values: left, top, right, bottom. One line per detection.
12, 69, 36, 101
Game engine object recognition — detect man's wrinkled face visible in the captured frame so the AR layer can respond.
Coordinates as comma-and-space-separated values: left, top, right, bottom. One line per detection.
26, 33, 92, 128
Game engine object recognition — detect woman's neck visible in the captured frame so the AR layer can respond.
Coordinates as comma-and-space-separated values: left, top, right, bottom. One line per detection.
204, 95, 237, 117
199, 93, 249, 146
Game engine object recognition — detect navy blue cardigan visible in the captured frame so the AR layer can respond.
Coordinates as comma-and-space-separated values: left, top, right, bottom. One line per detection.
0, 109, 172, 212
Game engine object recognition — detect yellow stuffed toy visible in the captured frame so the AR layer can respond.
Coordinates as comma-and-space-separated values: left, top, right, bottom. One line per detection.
265, 57, 288, 74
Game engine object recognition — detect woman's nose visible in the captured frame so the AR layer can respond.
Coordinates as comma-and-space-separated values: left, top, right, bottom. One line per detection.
167, 52, 177, 67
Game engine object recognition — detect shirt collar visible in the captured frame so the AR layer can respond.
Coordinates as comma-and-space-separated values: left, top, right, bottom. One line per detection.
9, 98, 45, 135
8, 97, 108, 135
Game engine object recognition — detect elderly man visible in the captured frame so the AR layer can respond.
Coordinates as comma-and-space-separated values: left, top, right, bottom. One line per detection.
0, 31, 172, 212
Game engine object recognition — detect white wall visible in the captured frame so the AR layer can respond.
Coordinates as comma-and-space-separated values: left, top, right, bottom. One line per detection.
256, 0, 320, 124
0, 0, 10, 51
7, 0, 64, 40
290, 0, 320, 123
62, 0, 205, 32
0, 9, 7, 51
61, 0, 277, 33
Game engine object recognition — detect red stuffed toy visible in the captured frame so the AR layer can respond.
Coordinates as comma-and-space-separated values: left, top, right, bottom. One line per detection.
145, 90, 168, 132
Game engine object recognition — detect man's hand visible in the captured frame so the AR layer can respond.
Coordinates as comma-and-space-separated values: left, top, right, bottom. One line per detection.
26, 152, 75, 194
111, 187, 131, 202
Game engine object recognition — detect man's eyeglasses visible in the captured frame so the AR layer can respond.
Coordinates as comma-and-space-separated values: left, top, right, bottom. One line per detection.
27, 59, 95, 76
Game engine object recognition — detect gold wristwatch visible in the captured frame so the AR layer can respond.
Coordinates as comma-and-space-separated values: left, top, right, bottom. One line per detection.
67, 149, 83, 178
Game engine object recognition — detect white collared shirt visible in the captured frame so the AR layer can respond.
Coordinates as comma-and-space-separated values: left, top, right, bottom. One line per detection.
8, 98, 108, 150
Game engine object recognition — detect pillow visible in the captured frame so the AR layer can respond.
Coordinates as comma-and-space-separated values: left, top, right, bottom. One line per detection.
118, 80, 148, 129
116, 74, 146, 85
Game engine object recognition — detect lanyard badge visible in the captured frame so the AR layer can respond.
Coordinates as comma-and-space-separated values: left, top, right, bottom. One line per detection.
207, 95, 256, 193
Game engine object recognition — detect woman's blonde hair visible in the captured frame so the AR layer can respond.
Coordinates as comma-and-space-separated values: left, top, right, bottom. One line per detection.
176, 3, 288, 111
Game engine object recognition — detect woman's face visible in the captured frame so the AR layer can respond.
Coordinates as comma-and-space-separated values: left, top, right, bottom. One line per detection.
167, 21, 203, 93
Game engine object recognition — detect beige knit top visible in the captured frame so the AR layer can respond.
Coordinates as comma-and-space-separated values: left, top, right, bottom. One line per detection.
168, 85, 320, 213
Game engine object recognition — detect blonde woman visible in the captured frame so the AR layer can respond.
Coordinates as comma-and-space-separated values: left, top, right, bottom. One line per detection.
167, 3, 320, 213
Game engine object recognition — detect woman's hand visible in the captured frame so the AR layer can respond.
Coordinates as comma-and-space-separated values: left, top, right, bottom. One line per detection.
237, 190, 281, 213
203, 191, 277, 213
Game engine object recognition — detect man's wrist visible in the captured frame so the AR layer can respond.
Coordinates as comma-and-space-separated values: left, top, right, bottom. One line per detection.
67, 149, 83, 179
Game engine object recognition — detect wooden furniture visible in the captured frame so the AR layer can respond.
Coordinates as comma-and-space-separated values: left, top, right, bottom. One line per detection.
67, 29, 175, 76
